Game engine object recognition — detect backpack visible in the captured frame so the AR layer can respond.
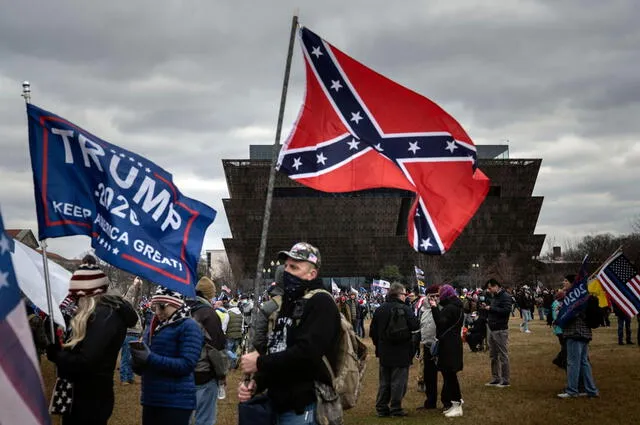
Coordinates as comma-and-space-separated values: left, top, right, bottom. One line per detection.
192, 304, 230, 379
584, 295, 602, 329
384, 305, 410, 343
304, 289, 368, 410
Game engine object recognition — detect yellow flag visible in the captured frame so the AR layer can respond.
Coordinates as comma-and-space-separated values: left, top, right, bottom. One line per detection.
588, 278, 610, 308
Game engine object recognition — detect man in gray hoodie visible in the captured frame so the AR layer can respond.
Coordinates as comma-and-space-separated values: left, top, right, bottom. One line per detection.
418, 284, 440, 409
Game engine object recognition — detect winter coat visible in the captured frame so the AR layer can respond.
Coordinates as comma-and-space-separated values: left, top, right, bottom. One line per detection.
140, 315, 204, 410
54, 296, 138, 423
253, 293, 283, 355
431, 296, 464, 372
186, 298, 226, 385
419, 303, 437, 346
370, 297, 420, 368
562, 311, 592, 342
255, 279, 341, 415
226, 307, 244, 340
487, 289, 513, 331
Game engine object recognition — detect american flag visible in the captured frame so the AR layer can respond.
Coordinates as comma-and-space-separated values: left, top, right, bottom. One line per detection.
277, 27, 489, 254
597, 252, 640, 318
0, 211, 51, 425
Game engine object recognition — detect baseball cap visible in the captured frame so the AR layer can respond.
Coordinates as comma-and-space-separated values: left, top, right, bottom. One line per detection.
278, 242, 321, 268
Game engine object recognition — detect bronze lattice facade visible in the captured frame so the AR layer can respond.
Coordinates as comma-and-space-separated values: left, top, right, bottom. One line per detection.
222, 145, 545, 284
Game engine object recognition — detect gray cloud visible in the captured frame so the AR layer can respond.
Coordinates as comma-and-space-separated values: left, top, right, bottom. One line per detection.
0, 0, 638, 258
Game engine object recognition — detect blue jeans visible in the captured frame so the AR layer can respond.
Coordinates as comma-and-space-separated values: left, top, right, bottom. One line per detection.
120, 334, 138, 383
276, 403, 316, 425
520, 309, 532, 331
192, 379, 219, 425
565, 339, 598, 396
617, 315, 632, 343
226, 338, 241, 367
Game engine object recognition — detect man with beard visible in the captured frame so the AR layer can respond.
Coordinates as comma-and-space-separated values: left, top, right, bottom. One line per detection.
238, 242, 341, 424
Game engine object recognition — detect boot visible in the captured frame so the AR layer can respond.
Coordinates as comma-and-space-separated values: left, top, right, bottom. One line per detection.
444, 401, 463, 417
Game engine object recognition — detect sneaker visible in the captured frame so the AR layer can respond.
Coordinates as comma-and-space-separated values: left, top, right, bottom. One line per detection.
444, 401, 463, 418
390, 410, 408, 417
485, 380, 501, 386
557, 392, 578, 399
578, 393, 588, 397
497, 382, 511, 388
218, 383, 226, 400
524, 330, 532, 334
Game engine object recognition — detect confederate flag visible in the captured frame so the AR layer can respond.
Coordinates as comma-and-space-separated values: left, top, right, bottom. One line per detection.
277, 27, 490, 254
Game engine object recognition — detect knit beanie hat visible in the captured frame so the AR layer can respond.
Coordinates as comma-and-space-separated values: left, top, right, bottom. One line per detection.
68, 261, 110, 297
196, 276, 216, 300
439, 284, 457, 300
564, 274, 576, 283
152, 286, 185, 308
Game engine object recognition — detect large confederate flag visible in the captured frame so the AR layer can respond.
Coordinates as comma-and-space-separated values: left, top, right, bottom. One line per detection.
277, 27, 490, 254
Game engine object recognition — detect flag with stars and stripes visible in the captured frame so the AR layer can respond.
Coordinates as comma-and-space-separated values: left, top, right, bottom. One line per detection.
277, 27, 489, 254
597, 252, 640, 318
0, 209, 51, 425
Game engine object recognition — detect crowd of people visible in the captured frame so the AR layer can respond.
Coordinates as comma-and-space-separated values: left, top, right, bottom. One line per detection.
25, 244, 639, 424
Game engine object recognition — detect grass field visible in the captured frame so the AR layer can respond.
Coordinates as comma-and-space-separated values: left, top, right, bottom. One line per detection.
42, 316, 640, 424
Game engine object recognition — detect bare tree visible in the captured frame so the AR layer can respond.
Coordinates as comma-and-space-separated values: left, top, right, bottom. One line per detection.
486, 252, 518, 287
212, 259, 235, 289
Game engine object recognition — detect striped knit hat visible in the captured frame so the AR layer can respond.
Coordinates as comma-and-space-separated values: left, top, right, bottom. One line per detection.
68, 262, 110, 297
151, 286, 185, 308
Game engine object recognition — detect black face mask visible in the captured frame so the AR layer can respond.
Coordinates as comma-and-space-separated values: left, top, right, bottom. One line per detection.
283, 271, 308, 300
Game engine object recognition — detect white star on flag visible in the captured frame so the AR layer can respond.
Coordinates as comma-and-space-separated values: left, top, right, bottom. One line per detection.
110, 149, 116, 154
350, 112, 363, 124
330, 80, 343, 92
0, 270, 9, 289
445, 140, 458, 153
374, 143, 384, 152
129, 157, 135, 162
137, 162, 143, 167
292, 157, 303, 170
113, 247, 119, 255
316, 152, 328, 165
119, 153, 125, 158
420, 238, 433, 250
408, 141, 421, 154
311, 46, 323, 58
145, 168, 151, 173
0, 234, 10, 254
347, 139, 360, 150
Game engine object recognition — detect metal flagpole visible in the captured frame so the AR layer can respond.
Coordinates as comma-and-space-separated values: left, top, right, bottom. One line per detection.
252, 14, 299, 309
22, 81, 57, 342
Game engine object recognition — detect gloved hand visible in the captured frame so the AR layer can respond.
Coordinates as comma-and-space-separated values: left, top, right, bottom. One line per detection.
130, 343, 151, 364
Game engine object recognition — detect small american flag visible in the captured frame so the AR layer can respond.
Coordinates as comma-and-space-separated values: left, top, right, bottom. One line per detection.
597, 252, 640, 318
0, 210, 51, 424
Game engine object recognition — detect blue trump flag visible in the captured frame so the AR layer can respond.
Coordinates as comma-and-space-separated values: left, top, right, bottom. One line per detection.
0, 209, 51, 425
26, 104, 216, 297
555, 255, 590, 328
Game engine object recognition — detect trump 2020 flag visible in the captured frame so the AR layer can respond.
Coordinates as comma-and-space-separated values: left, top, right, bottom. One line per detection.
277, 27, 490, 254
0, 209, 51, 425
27, 104, 216, 297
555, 256, 590, 328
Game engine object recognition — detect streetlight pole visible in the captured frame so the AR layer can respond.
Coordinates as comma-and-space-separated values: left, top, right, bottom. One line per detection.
471, 263, 480, 289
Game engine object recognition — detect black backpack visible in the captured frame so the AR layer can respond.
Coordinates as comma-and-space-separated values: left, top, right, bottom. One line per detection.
584, 295, 602, 329
385, 305, 410, 342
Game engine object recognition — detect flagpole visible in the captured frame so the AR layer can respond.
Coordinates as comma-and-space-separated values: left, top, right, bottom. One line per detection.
252, 14, 299, 308
22, 81, 57, 343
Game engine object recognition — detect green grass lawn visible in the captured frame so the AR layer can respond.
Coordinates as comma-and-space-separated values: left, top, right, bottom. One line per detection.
42, 315, 640, 424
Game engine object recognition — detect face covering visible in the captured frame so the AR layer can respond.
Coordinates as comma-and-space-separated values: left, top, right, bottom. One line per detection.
283, 271, 308, 300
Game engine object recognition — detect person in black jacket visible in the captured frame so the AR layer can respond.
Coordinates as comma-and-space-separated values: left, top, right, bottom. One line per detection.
429, 284, 464, 418
370, 282, 420, 417
483, 279, 513, 388
186, 277, 226, 425
46, 258, 138, 425
238, 242, 340, 423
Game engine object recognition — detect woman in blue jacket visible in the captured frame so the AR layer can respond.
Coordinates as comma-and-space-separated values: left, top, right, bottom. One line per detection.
131, 286, 204, 425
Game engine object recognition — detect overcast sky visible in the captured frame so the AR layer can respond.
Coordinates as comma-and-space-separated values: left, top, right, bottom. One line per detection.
0, 0, 638, 258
